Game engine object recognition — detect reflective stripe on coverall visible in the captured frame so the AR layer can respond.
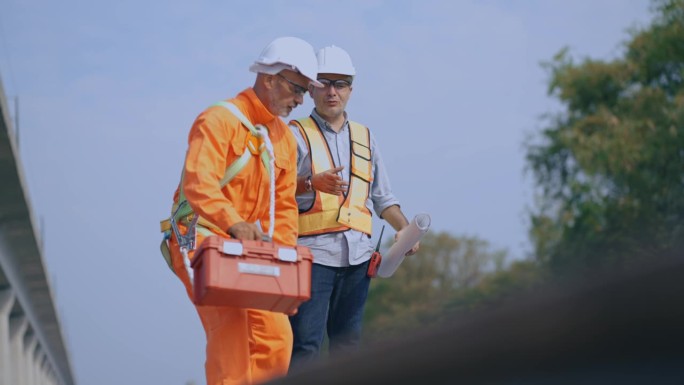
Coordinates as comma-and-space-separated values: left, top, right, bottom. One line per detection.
169, 88, 298, 385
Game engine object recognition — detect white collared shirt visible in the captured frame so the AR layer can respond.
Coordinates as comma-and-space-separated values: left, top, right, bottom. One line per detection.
289, 109, 400, 267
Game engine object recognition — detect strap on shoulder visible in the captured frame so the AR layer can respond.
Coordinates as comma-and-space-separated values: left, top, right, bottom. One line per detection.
213, 101, 259, 137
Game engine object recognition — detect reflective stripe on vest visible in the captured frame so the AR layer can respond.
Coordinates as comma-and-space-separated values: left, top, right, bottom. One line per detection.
291, 117, 373, 236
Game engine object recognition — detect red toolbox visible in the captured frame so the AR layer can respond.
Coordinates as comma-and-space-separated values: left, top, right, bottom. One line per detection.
191, 235, 313, 314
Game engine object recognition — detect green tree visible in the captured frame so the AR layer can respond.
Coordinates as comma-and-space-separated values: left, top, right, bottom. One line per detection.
364, 232, 508, 340
443, 258, 546, 315
526, 0, 684, 274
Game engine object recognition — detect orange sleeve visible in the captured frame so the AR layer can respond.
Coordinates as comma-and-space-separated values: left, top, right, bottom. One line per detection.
182, 108, 244, 232
269, 130, 299, 246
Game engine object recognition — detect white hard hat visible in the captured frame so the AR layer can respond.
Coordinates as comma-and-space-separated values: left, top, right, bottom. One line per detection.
250, 36, 323, 87
317, 45, 356, 76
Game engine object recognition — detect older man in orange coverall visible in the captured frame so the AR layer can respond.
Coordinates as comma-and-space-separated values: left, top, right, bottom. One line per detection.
167, 36, 322, 385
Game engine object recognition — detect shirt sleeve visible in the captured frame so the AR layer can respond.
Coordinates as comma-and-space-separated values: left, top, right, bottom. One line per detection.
288, 122, 309, 173
271, 129, 299, 246
369, 130, 401, 217
182, 108, 244, 232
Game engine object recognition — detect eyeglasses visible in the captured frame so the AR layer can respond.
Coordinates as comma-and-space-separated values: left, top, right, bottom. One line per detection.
277, 73, 308, 97
318, 78, 352, 90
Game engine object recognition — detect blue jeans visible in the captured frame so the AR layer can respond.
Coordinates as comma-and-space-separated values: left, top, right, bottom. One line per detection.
289, 260, 371, 369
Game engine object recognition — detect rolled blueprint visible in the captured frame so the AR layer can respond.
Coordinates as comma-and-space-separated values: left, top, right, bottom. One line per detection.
377, 213, 431, 278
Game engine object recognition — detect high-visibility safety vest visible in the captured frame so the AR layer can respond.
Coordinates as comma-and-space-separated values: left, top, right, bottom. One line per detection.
290, 117, 373, 236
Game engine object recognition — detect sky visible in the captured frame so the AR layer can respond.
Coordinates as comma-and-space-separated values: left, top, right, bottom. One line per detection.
0, 1, 653, 384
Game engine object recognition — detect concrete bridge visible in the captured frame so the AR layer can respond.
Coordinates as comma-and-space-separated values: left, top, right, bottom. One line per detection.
0, 77, 76, 385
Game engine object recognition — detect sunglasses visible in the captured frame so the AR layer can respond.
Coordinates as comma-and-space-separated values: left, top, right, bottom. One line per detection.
277, 73, 308, 96
318, 78, 352, 90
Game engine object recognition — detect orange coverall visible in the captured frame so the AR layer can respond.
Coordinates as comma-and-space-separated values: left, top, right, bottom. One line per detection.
169, 88, 299, 385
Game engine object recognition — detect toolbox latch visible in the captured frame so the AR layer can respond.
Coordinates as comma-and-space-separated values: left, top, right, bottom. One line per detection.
278, 247, 297, 262
222, 241, 244, 256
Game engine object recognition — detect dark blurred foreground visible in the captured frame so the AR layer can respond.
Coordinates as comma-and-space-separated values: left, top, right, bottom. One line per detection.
268, 253, 684, 385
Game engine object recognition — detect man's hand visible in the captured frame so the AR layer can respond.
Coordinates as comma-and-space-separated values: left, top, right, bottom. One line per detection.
228, 222, 264, 241
395, 227, 420, 256
312, 166, 349, 195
